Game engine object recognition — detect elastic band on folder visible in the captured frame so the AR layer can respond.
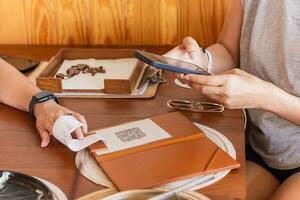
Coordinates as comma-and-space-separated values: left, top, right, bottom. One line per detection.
97, 133, 205, 162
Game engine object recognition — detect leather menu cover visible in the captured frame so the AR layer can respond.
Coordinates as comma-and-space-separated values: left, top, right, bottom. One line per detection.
88, 112, 240, 191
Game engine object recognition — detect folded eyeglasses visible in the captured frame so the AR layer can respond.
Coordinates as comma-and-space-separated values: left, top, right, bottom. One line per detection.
167, 99, 224, 113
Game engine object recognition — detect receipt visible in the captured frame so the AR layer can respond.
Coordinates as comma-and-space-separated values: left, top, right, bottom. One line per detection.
52, 115, 104, 152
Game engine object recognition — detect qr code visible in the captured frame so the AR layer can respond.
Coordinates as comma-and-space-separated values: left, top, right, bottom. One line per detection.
115, 127, 146, 143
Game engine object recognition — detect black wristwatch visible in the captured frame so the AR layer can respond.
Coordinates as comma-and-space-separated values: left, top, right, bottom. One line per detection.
29, 91, 59, 119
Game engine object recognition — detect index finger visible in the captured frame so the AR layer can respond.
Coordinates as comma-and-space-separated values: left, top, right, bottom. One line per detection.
73, 113, 88, 134
73, 127, 84, 139
184, 74, 227, 86
182, 37, 201, 59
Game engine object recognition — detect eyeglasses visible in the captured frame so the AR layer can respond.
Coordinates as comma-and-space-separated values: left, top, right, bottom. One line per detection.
167, 99, 224, 113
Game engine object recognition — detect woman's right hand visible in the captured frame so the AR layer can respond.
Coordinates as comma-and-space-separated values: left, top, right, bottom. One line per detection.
164, 36, 207, 79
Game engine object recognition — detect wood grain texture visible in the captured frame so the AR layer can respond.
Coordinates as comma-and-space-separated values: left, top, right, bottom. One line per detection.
0, 0, 27, 44
180, 0, 230, 46
158, 0, 179, 45
123, 0, 141, 45
24, 0, 57, 44
89, 0, 124, 45
0, 0, 230, 46
54, 0, 89, 44
141, 0, 160, 45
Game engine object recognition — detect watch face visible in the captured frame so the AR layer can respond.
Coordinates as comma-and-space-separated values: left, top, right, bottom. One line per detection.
34, 91, 54, 103
35, 91, 52, 99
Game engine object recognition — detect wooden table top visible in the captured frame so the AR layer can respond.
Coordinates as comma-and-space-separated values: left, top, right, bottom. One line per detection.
0, 45, 246, 200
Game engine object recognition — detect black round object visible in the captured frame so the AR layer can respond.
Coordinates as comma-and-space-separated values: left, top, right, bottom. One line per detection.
0, 171, 53, 200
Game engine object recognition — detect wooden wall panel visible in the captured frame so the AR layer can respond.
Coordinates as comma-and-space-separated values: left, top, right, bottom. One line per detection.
24, 0, 57, 44
180, 0, 230, 46
213, 0, 230, 34
0, 0, 230, 46
139, 0, 160, 45
123, 0, 141, 45
54, 0, 89, 44
185, 0, 216, 46
158, 0, 179, 45
89, 0, 124, 45
0, 0, 27, 44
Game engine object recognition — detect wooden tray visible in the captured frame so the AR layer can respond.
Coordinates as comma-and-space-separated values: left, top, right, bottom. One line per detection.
36, 49, 145, 94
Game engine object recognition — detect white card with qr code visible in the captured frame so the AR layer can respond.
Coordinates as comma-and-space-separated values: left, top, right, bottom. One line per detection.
95, 119, 171, 155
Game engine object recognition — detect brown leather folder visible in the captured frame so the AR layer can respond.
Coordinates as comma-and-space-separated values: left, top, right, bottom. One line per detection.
88, 112, 240, 191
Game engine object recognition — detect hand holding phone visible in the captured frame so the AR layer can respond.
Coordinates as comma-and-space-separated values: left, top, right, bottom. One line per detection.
135, 50, 211, 75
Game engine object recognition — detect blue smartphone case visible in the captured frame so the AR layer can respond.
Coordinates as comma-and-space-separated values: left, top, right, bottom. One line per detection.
134, 50, 210, 75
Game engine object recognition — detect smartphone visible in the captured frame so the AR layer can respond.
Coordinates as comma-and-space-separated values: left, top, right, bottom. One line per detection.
1, 56, 39, 73
134, 50, 211, 75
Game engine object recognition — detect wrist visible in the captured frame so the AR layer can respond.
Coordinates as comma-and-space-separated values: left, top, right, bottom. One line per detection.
29, 91, 59, 119
34, 100, 56, 118
258, 82, 285, 112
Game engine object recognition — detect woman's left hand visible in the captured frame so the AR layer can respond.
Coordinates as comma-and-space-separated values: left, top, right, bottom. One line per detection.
182, 68, 275, 109
33, 100, 88, 147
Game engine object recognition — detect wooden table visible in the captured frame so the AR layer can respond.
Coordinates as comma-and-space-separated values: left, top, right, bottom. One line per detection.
0, 46, 246, 199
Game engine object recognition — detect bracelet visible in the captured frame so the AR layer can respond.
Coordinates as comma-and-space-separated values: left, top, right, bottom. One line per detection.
204, 48, 213, 72
200, 48, 212, 73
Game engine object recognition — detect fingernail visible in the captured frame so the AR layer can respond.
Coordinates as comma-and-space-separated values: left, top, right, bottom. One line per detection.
188, 45, 195, 51
190, 52, 196, 59
41, 141, 49, 148
82, 125, 88, 133
184, 75, 190, 80
78, 134, 84, 139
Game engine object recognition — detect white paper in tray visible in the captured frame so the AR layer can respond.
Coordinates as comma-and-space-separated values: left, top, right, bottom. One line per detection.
55, 58, 138, 90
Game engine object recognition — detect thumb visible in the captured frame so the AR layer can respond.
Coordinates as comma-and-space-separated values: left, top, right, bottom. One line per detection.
182, 37, 201, 60
37, 128, 51, 148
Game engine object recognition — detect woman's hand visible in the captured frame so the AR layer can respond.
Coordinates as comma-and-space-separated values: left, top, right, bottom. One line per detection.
182, 68, 276, 109
34, 100, 87, 147
165, 37, 203, 65
164, 36, 207, 78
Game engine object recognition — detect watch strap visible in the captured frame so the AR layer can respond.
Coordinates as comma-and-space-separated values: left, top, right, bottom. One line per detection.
29, 91, 59, 120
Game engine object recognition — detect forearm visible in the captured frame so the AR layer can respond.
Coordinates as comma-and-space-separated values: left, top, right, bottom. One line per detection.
205, 0, 243, 74
0, 59, 40, 111
261, 83, 300, 126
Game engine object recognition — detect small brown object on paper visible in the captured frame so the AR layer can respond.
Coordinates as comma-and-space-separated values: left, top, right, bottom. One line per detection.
56, 64, 106, 79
